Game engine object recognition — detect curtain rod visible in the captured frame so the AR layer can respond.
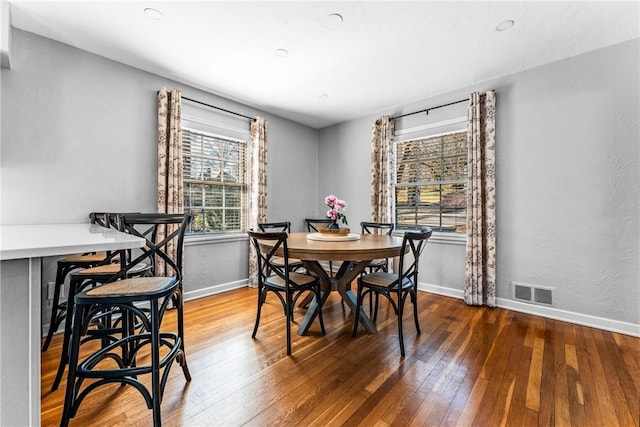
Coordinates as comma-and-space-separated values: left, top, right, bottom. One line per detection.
181, 96, 253, 121
393, 98, 469, 120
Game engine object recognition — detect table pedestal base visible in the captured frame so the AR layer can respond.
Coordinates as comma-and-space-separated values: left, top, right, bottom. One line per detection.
297, 260, 377, 335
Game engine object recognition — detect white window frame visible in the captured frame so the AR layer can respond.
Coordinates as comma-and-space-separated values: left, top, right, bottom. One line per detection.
181, 112, 250, 239
394, 116, 468, 245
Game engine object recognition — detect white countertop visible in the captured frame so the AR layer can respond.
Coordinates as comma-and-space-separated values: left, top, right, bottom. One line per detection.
0, 223, 145, 260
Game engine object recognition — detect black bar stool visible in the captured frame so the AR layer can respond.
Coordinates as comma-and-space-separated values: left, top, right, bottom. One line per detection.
42, 212, 122, 352
60, 213, 192, 427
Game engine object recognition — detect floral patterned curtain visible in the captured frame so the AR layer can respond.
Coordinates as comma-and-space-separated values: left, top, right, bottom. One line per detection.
370, 115, 396, 223
157, 87, 184, 276
464, 90, 497, 306
248, 116, 268, 287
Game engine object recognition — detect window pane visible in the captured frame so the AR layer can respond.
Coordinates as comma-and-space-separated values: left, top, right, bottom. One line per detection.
205, 209, 220, 232
225, 186, 242, 207
185, 184, 203, 207
187, 209, 204, 233
182, 127, 247, 234
395, 130, 467, 233
224, 209, 241, 231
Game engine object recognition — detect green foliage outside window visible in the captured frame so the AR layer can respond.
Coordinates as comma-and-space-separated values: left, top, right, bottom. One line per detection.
183, 128, 247, 234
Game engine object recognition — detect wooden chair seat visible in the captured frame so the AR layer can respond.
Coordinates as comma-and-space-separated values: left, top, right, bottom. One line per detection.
265, 272, 317, 288
75, 262, 150, 276
85, 276, 175, 298
270, 256, 303, 268
60, 252, 116, 263
357, 272, 412, 289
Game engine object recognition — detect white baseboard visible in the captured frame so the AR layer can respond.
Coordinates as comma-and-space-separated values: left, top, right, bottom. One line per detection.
418, 282, 640, 338
183, 279, 249, 302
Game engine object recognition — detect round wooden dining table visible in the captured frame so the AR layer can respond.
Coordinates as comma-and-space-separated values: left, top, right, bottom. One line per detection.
268, 232, 406, 335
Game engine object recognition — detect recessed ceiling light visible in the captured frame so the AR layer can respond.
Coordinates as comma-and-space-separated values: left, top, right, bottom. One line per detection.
144, 8, 164, 21
324, 13, 344, 28
495, 19, 515, 31
319, 94, 329, 100
275, 48, 289, 57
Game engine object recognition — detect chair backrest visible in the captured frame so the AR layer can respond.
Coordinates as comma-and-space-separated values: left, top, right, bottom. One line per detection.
89, 212, 119, 228
248, 230, 297, 289
90, 212, 141, 229
397, 228, 433, 284
89, 212, 135, 260
361, 221, 394, 236
305, 218, 332, 232
258, 222, 291, 233
117, 213, 192, 282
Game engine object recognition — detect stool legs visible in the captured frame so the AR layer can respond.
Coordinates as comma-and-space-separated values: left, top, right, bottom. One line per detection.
51, 276, 81, 391
60, 291, 190, 426
42, 263, 72, 352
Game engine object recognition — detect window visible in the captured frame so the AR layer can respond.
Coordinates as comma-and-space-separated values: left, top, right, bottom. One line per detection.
182, 128, 247, 234
395, 130, 467, 233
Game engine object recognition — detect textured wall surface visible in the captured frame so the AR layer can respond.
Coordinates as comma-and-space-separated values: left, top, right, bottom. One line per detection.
2, 28, 638, 326
318, 39, 639, 325
1, 29, 320, 329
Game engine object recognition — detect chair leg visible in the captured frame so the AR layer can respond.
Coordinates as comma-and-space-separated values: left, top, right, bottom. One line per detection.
149, 298, 162, 427
60, 303, 86, 427
175, 290, 191, 381
252, 287, 266, 339
412, 288, 421, 334
398, 294, 405, 357
52, 276, 81, 391
285, 293, 292, 356
372, 292, 380, 322
43, 264, 74, 351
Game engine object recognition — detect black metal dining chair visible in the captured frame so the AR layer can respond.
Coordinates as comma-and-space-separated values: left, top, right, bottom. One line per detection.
258, 222, 304, 272
248, 229, 325, 355
304, 218, 335, 277
360, 222, 395, 274
360, 221, 395, 320
60, 213, 192, 427
352, 228, 432, 357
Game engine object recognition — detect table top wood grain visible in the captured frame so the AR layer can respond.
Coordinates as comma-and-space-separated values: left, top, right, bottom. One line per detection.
280, 232, 405, 262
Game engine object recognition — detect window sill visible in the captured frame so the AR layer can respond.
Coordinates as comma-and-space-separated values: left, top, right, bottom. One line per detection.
392, 230, 466, 246
184, 232, 248, 247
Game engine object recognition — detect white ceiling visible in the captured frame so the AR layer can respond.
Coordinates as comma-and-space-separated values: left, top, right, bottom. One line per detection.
7, 1, 640, 129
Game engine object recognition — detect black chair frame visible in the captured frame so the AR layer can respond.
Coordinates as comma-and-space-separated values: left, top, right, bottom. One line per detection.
304, 218, 335, 276
360, 221, 395, 319
60, 213, 192, 427
352, 228, 432, 357
248, 230, 325, 355
43, 212, 126, 352
258, 222, 304, 272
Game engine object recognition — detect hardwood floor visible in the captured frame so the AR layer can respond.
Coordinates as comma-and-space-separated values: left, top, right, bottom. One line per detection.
41, 287, 640, 426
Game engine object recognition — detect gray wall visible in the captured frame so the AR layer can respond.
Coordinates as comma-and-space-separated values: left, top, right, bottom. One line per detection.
2, 27, 638, 329
317, 39, 639, 326
1, 29, 319, 328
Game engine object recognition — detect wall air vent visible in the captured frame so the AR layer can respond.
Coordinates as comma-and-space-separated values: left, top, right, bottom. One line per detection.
513, 282, 553, 306
514, 284, 532, 301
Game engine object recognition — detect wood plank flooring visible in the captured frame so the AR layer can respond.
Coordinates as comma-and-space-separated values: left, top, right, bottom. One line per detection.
41, 287, 640, 426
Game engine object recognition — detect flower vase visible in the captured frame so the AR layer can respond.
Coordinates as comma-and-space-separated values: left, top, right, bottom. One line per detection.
328, 219, 339, 229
